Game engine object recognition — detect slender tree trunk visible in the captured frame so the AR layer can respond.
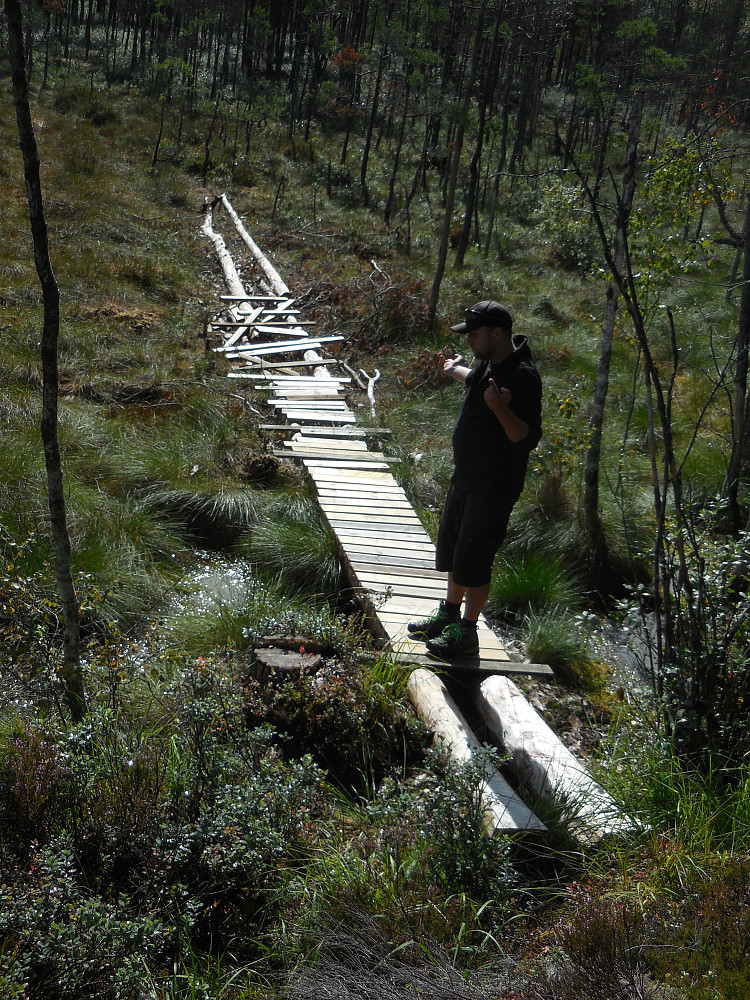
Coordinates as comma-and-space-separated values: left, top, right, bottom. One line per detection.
383, 79, 410, 226
5, 0, 86, 721
724, 190, 750, 526
428, 0, 488, 321
456, 28, 501, 268
582, 89, 643, 577
361, 44, 386, 206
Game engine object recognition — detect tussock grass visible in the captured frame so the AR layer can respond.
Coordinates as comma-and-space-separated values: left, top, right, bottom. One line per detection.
488, 553, 584, 619
238, 495, 343, 599
522, 606, 595, 686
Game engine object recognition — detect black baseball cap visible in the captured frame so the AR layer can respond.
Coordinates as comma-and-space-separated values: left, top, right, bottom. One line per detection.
450, 300, 513, 334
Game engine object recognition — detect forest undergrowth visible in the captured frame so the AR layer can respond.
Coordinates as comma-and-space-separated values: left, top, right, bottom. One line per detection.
3, 9, 750, 997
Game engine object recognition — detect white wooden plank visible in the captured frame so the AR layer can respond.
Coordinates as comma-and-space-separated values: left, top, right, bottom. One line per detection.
216, 305, 264, 347
271, 411, 357, 424
219, 334, 344, 355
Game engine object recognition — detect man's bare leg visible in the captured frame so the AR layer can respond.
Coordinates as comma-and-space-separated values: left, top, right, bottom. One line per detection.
446, 574, 491, 622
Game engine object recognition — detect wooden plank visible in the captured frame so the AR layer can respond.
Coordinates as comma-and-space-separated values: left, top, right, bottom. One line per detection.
340, 540, 436, 559
333, 530, 433, 549
354, 569, 443, 587
346, 562, 445, 582
252, 376, 352, 383
261, 425, 389, 437
322, 508, 424, 524
270, 409, 354, 419
273, 415, 357, 425
317, 490, 413, 503
267, 394, 345, 403
318, 496, 413, 510
216, 305, 265, 347
476, 676, 635, 840
406, 669, 546, 834
315, 478, 407, 492
302, 459, 390, 470
394, 652, 553, 677
213, 319, 313, 328
243, 358, 340, 369
354, 577, 447, 598
220, 294, 292, 302
285, 445, 388, 459
345, 551, 436, 570
308, 467, 395, 482
332, 525, 432, 544
254, 324, 317, 335
329, 526, 430, 543
273, 449, 393, 465
287, 442, 372, 455
218, 334, 344, 355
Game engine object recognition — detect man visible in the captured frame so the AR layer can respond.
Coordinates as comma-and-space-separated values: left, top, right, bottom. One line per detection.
408, 300, 542, 658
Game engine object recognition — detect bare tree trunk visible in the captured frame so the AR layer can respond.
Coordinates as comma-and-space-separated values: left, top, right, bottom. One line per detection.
428, 0, 488, 321
360, 43, 386, 206
721, 192, 750, 527
5, 0, 86, 721
455, 28, 501, 268
582, 89, 643, 578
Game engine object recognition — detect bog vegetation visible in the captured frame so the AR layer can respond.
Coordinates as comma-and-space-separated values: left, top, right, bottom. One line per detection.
2, 0, 750, 996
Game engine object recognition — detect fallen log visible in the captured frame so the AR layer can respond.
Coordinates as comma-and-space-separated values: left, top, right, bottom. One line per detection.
476, 675, 637, 843
407, 667, 546, 835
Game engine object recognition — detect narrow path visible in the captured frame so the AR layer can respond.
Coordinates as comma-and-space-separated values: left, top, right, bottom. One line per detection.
201, 197, 635, 843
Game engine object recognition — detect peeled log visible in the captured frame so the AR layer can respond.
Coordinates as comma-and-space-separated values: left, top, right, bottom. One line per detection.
407, 667, 546, 835
476, 675, 637, 843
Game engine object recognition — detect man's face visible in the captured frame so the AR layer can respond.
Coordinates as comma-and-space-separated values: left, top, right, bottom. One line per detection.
465, 325, 495, 360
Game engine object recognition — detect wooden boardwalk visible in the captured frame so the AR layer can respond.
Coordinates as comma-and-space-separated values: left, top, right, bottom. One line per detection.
235, 352, 547, 675
202, 198, 634, 841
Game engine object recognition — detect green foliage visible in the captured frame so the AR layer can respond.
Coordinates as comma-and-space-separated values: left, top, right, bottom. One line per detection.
0, 839, 169, 999
240, 494, 343, 598
244, 657, 427, 795
523, 607, 597, 685
538, 177, 597, 271
0, 662, 330, 990
488, 553, 584, 619
617, 501, 750, 773
292, 747, 519, 963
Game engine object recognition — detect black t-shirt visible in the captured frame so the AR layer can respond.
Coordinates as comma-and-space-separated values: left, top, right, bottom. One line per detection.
451, 335, 542, 494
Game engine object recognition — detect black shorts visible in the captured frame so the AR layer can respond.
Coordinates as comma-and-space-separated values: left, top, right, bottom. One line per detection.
435, 481, 517, 587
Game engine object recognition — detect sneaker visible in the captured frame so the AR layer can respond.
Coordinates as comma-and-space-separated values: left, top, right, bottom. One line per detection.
425, 621, 480, 659
407, 601, 459, 639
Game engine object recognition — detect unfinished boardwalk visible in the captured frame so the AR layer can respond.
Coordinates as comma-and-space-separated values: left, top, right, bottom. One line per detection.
201, 197, 634, 842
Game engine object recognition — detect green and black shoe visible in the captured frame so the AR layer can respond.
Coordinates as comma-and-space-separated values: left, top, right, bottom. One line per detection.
407, 601, 459, 640
425, 620, 480, 659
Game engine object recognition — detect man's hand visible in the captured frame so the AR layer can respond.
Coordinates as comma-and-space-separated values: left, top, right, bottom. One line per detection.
484, 377, 511, 410
485, 378, 529, 442
438, 351, 470, 384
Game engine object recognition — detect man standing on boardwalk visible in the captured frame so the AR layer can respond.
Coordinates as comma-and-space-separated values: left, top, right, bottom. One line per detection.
408, 301, 542, 658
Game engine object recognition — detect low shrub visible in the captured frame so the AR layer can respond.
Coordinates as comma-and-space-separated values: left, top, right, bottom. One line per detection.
0, 838, 170, 999
243, 657, 428, 795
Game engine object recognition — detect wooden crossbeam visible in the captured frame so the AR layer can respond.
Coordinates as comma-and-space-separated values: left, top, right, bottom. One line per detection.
223, 336, 344, 357
273, 448, 396, 464
395, 652, 554, 677
252, 358, 340, 369
259, 424, 389, 436
220, 294, 294, 303
212, 320, 315, 328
